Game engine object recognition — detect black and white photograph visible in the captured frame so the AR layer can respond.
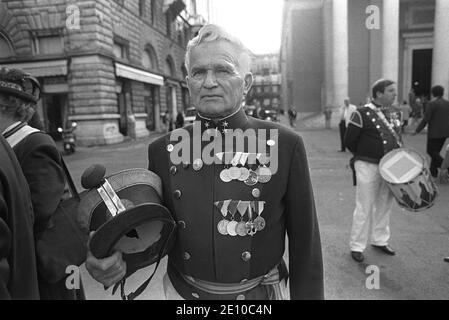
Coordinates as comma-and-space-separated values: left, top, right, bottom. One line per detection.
0, 0, 449, 305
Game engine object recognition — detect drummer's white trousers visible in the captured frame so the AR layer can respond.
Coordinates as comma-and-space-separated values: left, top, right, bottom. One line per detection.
350, 161, 394, 252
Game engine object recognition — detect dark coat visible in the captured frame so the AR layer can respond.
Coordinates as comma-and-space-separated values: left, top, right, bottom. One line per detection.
11, 131, 84, 300
416, 97, 449, 139
13, 132, 66, 235
0, 135, 39, 299
147, 108, 324, 300
345, 104, 400, 164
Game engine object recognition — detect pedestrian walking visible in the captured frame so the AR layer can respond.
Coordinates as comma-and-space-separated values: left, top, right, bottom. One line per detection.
175, 111, 184, 128
413, 85, 449, 178
338, 98, 357, 152
399, 101, 412, 133
288, 108, 297, 128
345, 79, 400, 263
323, 107, 332, 129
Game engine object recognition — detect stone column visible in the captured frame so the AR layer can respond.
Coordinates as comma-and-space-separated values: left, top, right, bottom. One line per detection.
382, 0, 400, 83
432, 0, 449, 97
332, 0, 349, 108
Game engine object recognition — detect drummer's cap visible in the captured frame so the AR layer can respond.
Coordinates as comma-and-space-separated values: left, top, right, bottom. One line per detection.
0, 67, 41, 103
372, 79, 395, 99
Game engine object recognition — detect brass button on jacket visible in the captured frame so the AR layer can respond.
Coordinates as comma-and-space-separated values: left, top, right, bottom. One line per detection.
241, 251, 251, 262
173, 190, 182, 199
183, 252, 191, 261
178, 220, 186, 229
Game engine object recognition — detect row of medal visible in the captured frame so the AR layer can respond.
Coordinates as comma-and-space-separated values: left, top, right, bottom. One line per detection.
216, 152, 273, 186
215, 200, 266, 237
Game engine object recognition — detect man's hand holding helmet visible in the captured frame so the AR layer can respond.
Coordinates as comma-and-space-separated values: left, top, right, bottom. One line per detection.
85, 232, 126, 288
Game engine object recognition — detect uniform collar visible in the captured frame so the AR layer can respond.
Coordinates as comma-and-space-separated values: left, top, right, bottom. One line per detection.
2, 121, 22, 135
368, 101, 383, 110
196, 107, 248, 133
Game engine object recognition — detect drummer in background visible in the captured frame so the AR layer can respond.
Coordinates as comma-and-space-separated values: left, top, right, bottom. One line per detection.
345, 79, 401, 263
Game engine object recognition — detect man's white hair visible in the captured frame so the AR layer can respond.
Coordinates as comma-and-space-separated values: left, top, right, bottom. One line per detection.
185, 24, 252, 75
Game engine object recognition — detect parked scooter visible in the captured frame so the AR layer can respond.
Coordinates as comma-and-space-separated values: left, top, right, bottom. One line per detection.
58, 122, 77, 155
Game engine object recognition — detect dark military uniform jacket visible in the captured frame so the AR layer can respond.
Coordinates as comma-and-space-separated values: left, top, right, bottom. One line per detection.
147, 108, 323, 300
345, 103, 401, 164
0, 135, 39, 299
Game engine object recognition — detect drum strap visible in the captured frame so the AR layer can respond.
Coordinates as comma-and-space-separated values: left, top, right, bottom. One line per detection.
375, 109, 403, 148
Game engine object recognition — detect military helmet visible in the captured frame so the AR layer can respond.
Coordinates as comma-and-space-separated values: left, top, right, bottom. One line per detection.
78, 165, 176, 299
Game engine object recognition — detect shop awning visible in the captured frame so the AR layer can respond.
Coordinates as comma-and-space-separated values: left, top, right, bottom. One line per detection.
0, 59, 68, 77
115, 62, 164, 86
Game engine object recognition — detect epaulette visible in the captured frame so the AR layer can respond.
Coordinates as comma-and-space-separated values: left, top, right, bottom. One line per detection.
348, 110, 363, 128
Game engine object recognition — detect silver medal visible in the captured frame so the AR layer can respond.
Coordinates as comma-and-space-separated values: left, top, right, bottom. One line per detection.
220, 169, 232, 183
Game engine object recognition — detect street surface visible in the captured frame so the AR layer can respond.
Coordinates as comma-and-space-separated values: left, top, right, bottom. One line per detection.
65, 117, 449, 300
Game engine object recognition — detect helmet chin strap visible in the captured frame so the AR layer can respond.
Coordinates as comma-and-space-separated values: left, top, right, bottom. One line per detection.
112, 222, 176, 300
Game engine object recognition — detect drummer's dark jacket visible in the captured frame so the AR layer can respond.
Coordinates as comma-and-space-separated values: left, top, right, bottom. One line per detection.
0, 135, 39, 299
148, 108, 324, 300
345, 103, 401, 164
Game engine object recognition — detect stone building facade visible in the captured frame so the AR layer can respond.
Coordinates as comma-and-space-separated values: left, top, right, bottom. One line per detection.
247, 53, 282, 110
0, 0, 204, 145
281, 0, 449, 120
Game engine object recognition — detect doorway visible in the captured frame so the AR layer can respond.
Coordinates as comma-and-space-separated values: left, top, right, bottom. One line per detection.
144, 84, 157, 131
412, 49, 433, 98
117, 81, 131, 136
43, 93, 68, 140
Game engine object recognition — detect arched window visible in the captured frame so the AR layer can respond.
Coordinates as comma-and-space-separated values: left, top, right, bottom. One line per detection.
0, 32, 13, 58
165, 56, 175, 77
142, 44, 158, 70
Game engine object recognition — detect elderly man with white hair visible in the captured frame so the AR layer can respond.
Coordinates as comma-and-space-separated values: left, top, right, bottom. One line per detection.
86, 24, 324, 300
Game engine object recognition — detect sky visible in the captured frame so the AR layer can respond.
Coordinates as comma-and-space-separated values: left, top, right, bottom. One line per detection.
208, 0, 284, 55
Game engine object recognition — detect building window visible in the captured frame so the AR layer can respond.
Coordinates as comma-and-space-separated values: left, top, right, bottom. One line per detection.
151, 0, 156, 25
256, 87, 262, 94
139, 0, 146, 17
113, 41, 129, 60
142, 45, 157, 70
166, 12, 172, 36
165, 57, 175, 77
33, 36, 63, 55
272, 85, 278, 93
0, 33, 12, 58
